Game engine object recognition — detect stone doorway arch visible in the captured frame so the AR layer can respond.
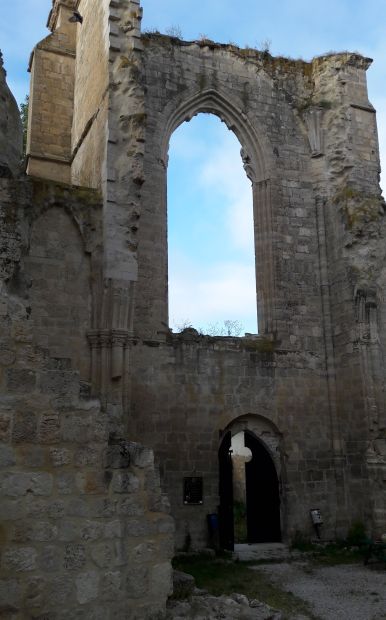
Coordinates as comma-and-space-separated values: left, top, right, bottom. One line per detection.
219, 414, 283, 549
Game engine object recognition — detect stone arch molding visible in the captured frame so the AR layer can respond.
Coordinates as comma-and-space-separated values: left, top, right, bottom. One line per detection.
160, 88, 271, 185
223, 413, 283, 471
158, 87, 277, 333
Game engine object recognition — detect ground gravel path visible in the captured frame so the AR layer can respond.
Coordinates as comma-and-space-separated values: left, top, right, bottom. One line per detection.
254, 561, 386, 619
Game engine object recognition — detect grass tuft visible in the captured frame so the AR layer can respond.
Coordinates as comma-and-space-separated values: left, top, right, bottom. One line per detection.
172, 554, 317, 618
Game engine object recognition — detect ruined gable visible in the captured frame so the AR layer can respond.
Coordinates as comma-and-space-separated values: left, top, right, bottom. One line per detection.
0, 0, 386, 617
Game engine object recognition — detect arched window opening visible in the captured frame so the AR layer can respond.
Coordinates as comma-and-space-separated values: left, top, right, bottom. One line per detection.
168, 113, 258, 336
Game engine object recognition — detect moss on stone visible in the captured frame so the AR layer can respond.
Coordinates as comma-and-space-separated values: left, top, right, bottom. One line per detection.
333, 186, 385, 233
31, 177, 102, 207
244, 337, 276, 353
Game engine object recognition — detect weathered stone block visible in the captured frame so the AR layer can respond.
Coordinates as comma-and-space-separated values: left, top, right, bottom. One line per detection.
6, 369, 36, 393
48, 575, 74, 606
17, 445, 46, 468
106, 441, 131, 469
172, 570, 195, 599
50, 447, 72, 467
117, 497, 144, 517
80, 520, 104, 542
57, 472, 75, 495
0, 578, 21, 615
0, 498, 24, 520
154, 515, 175, 535
39, 413, 61, 444
58, 519, 81, 542
26, 497, 65, 519
128, 442, 154, 469
75, 471, 111, 495
0, 444, 16, 466
0, 412, 11, 441
125, 518, 154, 537
74, 445, 104, 467
64, 543, 86, 570
2, 547, 37, 572
38, 544, 63, 572
111, 471, 140, 494
12, 411, 38, 443
126, 565, 148, 599
90, 541, 115, 568
30, 472, 54, 496
76, 571, 100, 605
101, 570, 122, 602
0, 341, 16, 366
38, 370, 79, 405
24, 575, 47, 608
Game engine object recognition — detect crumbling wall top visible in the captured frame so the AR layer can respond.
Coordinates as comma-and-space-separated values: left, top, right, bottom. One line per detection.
0, 52, 22, 177
47, 0, 79, 30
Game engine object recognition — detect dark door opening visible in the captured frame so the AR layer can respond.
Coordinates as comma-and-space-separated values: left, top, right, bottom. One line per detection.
245, 431, 281, 543
218, 429, 281, 550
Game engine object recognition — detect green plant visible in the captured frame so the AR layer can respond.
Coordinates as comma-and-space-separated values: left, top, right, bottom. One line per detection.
244, 337, 275, 353
333, 186, 385, 233
259, 38, 272, 56
346, 521, 367, 546
20, 95, 29, 156
291, 530, 315, 552
172, 554, 317, 617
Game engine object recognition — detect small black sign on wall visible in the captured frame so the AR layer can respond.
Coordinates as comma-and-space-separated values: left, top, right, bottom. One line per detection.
183, 477, 203, 505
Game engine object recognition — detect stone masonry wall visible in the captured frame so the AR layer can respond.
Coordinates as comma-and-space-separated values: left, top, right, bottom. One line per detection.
1, 31, 175, 616
0, 175, 174, 619
129, 334, 336, 548
125, 33, 386, 546
71, 0, 110, 189
0, 53, 22, 177
16, 0, 386, 569
27, 2, 77, 184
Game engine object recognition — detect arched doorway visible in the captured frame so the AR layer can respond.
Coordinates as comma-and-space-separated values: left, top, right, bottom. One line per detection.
218, 427, 281, 549
244, 430, 281, 543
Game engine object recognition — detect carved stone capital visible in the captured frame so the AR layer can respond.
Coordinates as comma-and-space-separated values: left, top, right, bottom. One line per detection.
99, 330, 112, 347
87, 330, 101, 348
111, 329, 130, 347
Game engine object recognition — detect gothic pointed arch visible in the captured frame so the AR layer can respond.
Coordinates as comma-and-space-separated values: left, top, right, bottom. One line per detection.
160, 88, 271, 185
147, 87, 278, 334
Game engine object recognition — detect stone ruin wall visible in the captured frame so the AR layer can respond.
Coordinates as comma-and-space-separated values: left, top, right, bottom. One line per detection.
1, 0, 386, 615
128, 33, 386, 546
23, 0, 386, 546
0, 53, 22, 177
0, 17, 174, 618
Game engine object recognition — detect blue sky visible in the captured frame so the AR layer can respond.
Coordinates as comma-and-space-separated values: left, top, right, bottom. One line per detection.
0, 0, 384, 333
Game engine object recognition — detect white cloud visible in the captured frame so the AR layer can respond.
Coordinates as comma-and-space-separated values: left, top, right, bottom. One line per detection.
169, 252, 258, 333
198, 132, 254, 252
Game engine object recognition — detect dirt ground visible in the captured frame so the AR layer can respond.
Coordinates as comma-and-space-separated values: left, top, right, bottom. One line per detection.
255, 560, 386, 619
168, 554, 386, 620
